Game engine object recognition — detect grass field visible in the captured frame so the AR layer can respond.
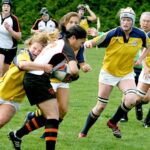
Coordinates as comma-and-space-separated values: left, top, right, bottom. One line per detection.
1, 48, 150, 150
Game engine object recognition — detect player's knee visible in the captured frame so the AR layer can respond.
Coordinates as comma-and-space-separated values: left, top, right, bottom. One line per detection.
59, 106, 68, 118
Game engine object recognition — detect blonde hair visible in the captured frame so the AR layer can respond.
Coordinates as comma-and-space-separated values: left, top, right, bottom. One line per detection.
24, 32, 49, 48
24, 30, 59, 48
47, 29, 60, 43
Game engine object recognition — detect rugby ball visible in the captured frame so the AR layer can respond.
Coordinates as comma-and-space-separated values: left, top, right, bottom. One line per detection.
53, 64, 71, 81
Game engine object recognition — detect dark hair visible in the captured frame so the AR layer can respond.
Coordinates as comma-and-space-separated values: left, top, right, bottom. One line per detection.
65, 25, 86, 39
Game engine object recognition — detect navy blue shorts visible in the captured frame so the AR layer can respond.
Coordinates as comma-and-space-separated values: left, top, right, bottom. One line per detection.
23, 73, 56, 106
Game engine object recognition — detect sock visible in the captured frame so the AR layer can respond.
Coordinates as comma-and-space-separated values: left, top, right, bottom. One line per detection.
81, 111, 99, 135
59, 118, 63, 124
45, 119, 59, 150
145, 109, 150, 124
16, 115, 46, 138
110, 102, 130, 124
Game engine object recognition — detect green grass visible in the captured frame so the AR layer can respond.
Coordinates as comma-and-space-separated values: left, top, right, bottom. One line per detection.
1, 48, 150, 150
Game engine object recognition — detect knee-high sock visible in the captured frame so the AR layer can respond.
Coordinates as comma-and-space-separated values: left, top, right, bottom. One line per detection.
145, 109, 150, 124
45, 119, 59, 150
81, 111, 99, 135
16, 115, 46, 138
110, 102, 131, 124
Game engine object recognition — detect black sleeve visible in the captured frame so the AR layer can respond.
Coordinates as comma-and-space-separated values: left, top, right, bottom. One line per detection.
11, 15, 21, 32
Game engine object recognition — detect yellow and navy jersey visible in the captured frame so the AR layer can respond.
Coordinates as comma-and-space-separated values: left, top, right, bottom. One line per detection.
145, 32, 150, 68
80, 16, 91, 31
93, 27, 150, 77
0, 49, 32, 103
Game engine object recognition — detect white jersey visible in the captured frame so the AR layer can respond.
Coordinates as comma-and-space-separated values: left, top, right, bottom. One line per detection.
0, 13, 20, 49
29, 39, 65, 75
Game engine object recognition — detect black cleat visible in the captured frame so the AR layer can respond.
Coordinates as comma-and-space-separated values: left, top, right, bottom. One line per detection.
8, 131, 22, 150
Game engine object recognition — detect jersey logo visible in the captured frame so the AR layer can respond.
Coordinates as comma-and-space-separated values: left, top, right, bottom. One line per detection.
132, 41, 137, 46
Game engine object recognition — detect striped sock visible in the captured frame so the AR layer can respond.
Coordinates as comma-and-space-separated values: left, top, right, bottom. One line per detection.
16, 115, 46, 138
45, 119, 59, 150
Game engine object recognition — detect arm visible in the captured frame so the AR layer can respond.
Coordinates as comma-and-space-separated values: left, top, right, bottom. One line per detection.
18, 61, 53, 73
68, 60, 79, 76
135, 47, 150, 66
4, 22, 21, 41
85, 5, 97, 22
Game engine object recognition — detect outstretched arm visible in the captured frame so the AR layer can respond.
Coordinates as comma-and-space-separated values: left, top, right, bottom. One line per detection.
85, 5, 97, 21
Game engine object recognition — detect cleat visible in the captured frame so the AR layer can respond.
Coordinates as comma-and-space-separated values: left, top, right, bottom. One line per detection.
143, 122, 150, 128
135, 104, 143, 121
107, 120, 122, 138
8, 131, 22, 150
78, 132, 87, 138
24, 112, 35, 124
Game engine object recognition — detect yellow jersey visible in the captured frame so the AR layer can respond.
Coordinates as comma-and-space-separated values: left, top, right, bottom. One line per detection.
0, 49, 32, 103
93, 27, 150, 77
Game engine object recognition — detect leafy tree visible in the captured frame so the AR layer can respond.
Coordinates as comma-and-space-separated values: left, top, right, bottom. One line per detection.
9, 0, 150, 41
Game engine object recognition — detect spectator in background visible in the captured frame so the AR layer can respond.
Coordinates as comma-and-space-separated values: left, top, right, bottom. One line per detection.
77, 4, 97, 32
0, 0, 21, 77
31, 7, 58, 34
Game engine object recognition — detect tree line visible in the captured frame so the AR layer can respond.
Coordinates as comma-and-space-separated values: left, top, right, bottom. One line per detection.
10, 0, 150, 41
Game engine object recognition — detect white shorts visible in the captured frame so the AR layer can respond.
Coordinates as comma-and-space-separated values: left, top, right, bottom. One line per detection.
0, 98, 21, 112
99, 69, 135, 86
51, 82, 69, 92
139, 70, 150, 84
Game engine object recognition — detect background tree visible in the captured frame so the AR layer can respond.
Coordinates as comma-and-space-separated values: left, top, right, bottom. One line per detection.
9, 0, 150, 41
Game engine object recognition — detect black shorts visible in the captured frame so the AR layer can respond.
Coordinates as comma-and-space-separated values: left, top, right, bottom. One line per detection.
23, 73, 56, 106
0, 47, 17, 64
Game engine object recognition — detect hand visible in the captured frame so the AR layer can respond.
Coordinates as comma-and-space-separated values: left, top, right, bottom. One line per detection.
87, 28, 98, 36
44, 64, 53, 73
4, 22, 11, 31
81, 64, 92, 72
84, 4, 90, 10
134, 60, 141, 66
84, 40, 93, 48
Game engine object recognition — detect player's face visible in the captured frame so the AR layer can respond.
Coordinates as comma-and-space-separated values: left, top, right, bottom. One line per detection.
120, 18, 133, 32
70, 37, 86, 52
140, 15, 150, 33
78, 9, 85, 17
2, 4, 11, 14
42, 14, 49, 21
29, 42, 44, 60
65, 16, 79, 30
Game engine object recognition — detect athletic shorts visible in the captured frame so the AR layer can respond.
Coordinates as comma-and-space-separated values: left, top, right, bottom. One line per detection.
99, 69, 135, 86
24, 73, 56, 106
139, 70, 150, 84
0, 98, 21, 112
0, 47, 17, 64
51, 82, 69, 92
